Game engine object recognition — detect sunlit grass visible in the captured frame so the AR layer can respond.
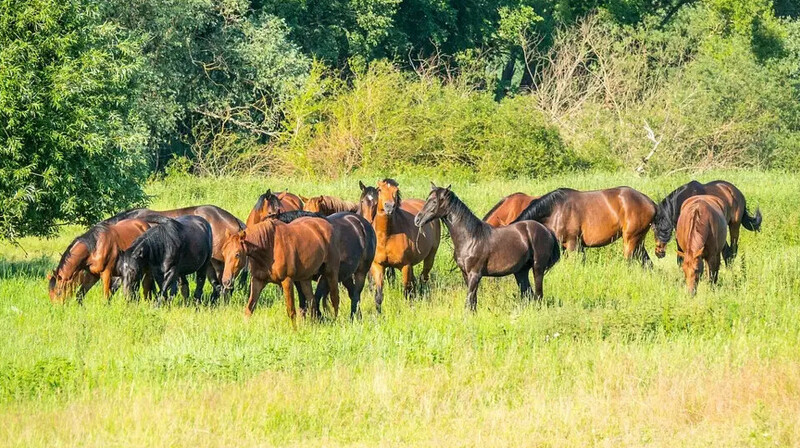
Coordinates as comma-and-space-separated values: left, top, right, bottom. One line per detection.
1, 170, 798, 446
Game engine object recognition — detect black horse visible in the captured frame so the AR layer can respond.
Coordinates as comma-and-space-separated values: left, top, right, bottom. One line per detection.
271, 210, 377, 319
118, 215, 219, 305
414, 184, 560, 311
652, 180, 762, 264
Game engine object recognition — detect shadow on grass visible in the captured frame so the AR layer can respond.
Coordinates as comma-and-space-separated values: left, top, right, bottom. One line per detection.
0, 256, 53, 280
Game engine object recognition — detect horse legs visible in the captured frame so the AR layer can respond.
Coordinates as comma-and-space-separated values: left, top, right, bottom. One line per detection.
159, 268, 179, 306
244, 276, 267, 317
324, 267, 341, 318
371, 263, 386, 314
295, 281, 308, 317
142, 272, 154, 302
179, 276, 190, 299
281, 278, 297, 328
624, 233, 652, 268
76, 273, 100, 305
533, 267, 545, 301
465, 272, 482, 311
707, 253, 722, 286
723, 223, 740, 265
513, 269, 533, 299
193, 267, 207, 306
298, 281, 318, 320
420, 250, 436, 285
205, 264, 221, 305
402, 264, 416, 299
101, 269, 114, 303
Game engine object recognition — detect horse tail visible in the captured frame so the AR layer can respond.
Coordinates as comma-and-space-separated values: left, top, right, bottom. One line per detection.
543, 228, 561, 272
482, 195, 509, 221
742, 208, 762, 232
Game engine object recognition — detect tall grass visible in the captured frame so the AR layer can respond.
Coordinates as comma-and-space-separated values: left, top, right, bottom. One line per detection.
1, 170, 799, 446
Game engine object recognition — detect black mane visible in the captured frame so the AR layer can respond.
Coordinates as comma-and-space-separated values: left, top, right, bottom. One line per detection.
512, 188, 576, 223
126, 217, 184, 266
653, 180, 704, 243
253, 190, 280, 214
271, 210, 325, 223
443, 190, 490, 239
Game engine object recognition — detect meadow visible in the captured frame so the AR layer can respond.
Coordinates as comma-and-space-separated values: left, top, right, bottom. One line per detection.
1, 170, 799, 447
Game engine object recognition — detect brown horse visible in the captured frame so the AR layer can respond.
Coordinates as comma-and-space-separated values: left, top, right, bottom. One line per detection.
359, 179, 440, 313
653, 180, 761, 264
301, 195, 358, 216
513, 187, 656, 266
246, 189, 304, 227
416, 185, 560, 310
48, 219, 152, 303
676, 195, 728, 294
220, 217, 340, 325
483, 192, 539, 227
112, 205, 245, 294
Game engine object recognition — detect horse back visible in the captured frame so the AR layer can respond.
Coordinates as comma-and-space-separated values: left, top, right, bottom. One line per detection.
677, 195, 728, 257
275, 217, 336, 278
484, 193, 538, 227
328, 212, 377, 276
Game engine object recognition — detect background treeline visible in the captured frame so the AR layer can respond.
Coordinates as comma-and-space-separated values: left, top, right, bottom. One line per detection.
1, 0, 799, 237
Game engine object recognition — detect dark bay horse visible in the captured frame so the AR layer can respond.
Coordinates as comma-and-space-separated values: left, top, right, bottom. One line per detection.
513, 187, 656, 266
359, 179, 440, 313
220, 217, 341, 325
118, 216, 219, 305
48, 219, 152, 303
246, 189, 304, 227
676, 195, 728, 294
301, 195, 358, 215
416, 185, 560, 310
483, 192, 539, 227
652, 180, 761, 263
112, 205, 245, 294
268, 210, 376, 319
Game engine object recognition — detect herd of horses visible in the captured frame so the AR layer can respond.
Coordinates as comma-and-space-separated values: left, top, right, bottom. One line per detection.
47, 179, 762, 323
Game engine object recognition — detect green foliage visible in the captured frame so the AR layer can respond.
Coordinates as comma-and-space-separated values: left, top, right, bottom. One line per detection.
274, 61, 582, 177
0, 0, 150, 239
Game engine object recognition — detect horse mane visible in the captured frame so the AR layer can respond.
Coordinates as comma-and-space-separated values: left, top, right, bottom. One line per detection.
445, 191, 490, 239
271, 210, 324, 223
685, 206, 706, 257
243, 219, 278, 251
55, 222, 112, 275
319, 196, 358, 213
654, 180, 705, 243
512, 188, 575, 223
127, 217, 183, 263
481, 194, 510, 221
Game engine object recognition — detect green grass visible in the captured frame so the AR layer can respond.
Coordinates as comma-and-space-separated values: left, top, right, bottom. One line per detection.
2, 170, 799, 447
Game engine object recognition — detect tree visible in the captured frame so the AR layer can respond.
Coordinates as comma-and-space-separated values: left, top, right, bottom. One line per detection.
0, 0, 150, 239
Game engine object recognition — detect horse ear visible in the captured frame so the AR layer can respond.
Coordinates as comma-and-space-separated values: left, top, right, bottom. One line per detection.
430, 181, 437, 191
264, 189, 271, 197
445, 184, 451, 191
238, 230, 247, 239
359, 181, 366, 191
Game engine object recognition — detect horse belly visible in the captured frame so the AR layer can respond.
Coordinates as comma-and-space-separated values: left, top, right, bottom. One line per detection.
485, 243, 528, 276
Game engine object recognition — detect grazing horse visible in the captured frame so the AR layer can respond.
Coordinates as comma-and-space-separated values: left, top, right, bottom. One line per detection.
513, 187, 656, 266
676, 195, 728, 294
269, 210, 376, 319
112, 205, 246, 294
483, 192, 539, 227
360, 179, 440, 313
415, 184, 560, 310
301, 195, 359, 216
220, 217, 341, 325
246, 189, 304, 227
118, 216, 218, 305
48, 219, 152, 303
652, 180, 762, 263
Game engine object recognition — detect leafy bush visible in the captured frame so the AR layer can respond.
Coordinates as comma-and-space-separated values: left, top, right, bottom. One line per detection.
0, 0, 150, 239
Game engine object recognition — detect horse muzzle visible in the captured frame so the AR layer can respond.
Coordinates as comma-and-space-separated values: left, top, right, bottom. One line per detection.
383, 202, 396, 215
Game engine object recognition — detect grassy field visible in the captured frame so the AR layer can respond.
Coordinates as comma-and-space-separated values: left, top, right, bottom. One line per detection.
1, 170, 799, 447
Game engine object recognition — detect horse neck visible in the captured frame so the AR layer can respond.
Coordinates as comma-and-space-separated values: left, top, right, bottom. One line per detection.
373, 210, 393, 242
58, 242, 90, 280
246, 222, 278, 268
442, 195, 488, 250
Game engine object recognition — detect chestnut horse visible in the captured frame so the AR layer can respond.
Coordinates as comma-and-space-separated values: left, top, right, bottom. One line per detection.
301, 195, 358, 216
269, 210, 377, 319
483, 192, 539, 227
358, 179, 440, 313
48, 219, 152, 303
416, 185, 560, 310
676, 195, 728, 294
246, 189, 304, 226
652, 180, 761, 264
513, 187, 655, 266
221, 217, 340, 325
112, 205, 245, 294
